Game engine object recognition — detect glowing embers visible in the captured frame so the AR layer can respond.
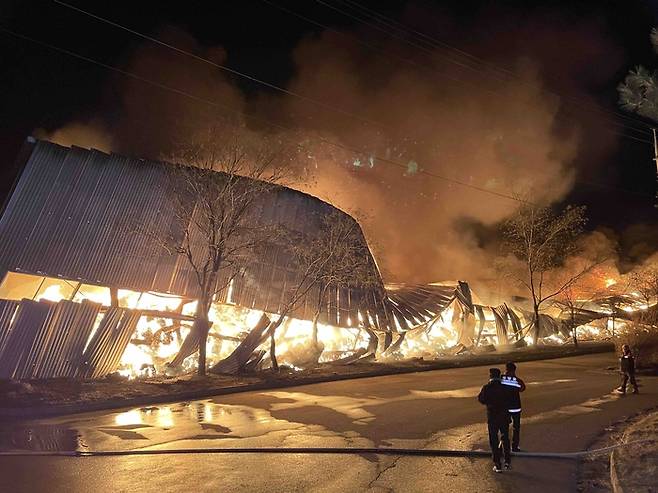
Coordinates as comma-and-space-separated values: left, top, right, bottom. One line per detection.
0, 271, 630, 381
396, 305, 460, 358
275, 317, 363, 366
117, 303, 264, 378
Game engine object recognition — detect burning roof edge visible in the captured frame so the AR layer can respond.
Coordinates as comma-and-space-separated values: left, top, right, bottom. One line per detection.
0, 138, 390, 329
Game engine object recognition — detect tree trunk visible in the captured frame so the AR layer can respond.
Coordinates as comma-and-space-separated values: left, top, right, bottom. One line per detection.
533, 305, 541, 344
267, 315, 287, 372
571, 307, 578, 347
312, 286, 327, 348
110, 287, 119, 307
270, 329, 278, 372
311, 310, 320, 347
195, 298, 211, 376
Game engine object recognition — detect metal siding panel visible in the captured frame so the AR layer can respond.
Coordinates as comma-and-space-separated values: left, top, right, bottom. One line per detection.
78, 308, 121, 378
23, 148, 89, 276
97, 155, 148, 288
50, 149, 105, 276
16, 301, 64, 379
65, 151, 125, 282
0, 299, 53, 379
0, 141, 388, 326
37, 300, 100, 378
0, 300, 20, 355
0, 143, 68, 272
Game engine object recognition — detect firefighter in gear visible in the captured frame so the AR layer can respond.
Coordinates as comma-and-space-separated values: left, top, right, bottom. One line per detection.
616, 344, 639, 394
501, 362, 526, 452
478, 368, 513, 473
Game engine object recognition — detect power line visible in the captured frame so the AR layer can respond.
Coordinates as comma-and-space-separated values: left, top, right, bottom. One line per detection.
260, 0, 652, 145
3, 6, 654, 201
0, 26, 534, 204
51, 0, 388, 132
259, 0, 507, 109
343, 0, 651, 134
341, 0, 514, 76
341, 0, 650, 132
3, 22, 653, 202
315, 0, 653, 137
55, 0, 651, 147
329, 0, 654, 134
266, 0, 656, 151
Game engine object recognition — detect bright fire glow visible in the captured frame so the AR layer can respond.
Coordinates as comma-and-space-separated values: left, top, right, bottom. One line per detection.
3, 271, 630, 379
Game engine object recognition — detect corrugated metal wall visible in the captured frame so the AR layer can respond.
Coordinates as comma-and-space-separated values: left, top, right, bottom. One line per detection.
78, 307, 141, 379
0, 141, 394, 327
0, 140, 472, 333
0, 297, 139, 379
0, 299, 19, 355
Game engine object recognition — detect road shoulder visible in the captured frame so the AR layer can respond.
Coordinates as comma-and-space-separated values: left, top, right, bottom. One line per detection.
0, 343, 612, 420
578, 406, 658, 492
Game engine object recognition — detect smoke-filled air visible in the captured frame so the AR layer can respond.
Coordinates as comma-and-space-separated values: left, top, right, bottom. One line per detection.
38, 6, 633, 297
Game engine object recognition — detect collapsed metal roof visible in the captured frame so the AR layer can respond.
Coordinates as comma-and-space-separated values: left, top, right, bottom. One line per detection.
0, 139, 451, 332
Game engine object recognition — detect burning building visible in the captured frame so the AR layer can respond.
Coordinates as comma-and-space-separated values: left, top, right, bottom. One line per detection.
0, 139, 626, 380
0, 139, 473, 378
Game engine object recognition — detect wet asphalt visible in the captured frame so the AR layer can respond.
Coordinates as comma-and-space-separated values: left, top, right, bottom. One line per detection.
1, 352, 656, 492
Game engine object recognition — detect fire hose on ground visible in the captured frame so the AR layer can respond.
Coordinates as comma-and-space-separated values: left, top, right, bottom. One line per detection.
0, 440, 649, 460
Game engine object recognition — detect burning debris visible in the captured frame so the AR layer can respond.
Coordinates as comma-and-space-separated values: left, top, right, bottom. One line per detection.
0, 270, 646, 380
0, 140, 654, 380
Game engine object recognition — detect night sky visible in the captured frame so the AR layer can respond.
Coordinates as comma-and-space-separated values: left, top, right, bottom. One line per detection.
2, 0, 658, 283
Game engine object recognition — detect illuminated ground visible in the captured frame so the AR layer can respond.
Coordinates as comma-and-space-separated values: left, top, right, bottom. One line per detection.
1, 352, 657, 492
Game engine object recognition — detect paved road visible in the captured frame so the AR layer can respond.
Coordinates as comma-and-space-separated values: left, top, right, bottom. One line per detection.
1, 352, 657, 492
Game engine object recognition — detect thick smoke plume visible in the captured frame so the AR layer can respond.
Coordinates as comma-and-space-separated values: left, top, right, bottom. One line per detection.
40, 6, 633, 299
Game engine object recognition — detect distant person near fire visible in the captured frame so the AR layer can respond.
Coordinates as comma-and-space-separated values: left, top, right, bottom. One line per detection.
501, 362, 525, 452
616, 344, 639, 395
478, 368, 513, 473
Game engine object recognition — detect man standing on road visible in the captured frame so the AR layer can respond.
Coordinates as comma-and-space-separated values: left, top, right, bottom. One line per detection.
478, 367, 512, 473
616, 344, 639, 394
501, 362, 526, 452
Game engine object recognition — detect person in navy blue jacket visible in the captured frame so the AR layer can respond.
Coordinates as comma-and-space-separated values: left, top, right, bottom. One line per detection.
501, 362, 526, 452
478, 367, 514, 472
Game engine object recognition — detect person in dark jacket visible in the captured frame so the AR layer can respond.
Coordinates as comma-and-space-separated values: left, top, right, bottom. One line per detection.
616, 344, 639, 394
501, 362, 526, 451
478, 367, 512, 472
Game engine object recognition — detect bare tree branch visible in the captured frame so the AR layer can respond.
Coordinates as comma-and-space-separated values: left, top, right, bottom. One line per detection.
139, 123, 293, 375
499, 201, 590, 343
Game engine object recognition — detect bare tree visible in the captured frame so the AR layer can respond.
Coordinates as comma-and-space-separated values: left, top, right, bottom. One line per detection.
556, 271, 606, 346
629, 266, 658, 306
152, 125, 290, 375
621, 266, 658, 367
500, 203, 596, 343
558, 286, 586, 347
267, 209, 381, 370
553, 262, 631, 345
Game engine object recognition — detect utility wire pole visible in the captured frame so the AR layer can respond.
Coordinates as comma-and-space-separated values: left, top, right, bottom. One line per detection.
653, 128, 658, 207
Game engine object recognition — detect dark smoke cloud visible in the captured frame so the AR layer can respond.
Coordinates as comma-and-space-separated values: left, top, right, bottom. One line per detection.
40, 4, 635, 298
41, 26, 247, 159
279, 12, 622, 289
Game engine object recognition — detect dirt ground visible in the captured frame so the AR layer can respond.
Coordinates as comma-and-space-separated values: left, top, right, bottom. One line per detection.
0, 342, 612, 418
578, 406, 658, 492
612, 410, 658, 492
